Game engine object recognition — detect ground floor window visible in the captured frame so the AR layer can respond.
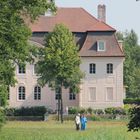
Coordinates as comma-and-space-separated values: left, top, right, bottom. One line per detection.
89, 87, 96, 101
34, 86, 41, 100
18, 86, 25, 100
106, 87, 113, 101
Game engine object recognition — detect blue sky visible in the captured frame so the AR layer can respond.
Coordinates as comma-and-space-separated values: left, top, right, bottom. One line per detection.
55, 0, 140, 43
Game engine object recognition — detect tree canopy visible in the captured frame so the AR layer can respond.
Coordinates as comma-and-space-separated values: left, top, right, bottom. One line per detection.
116, 30, 140, 98
37, 24, 83, 122
0, 0, 56, 128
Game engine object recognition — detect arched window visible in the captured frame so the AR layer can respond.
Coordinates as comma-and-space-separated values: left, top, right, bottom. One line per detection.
107, 63, 113, 74
18, 86, 25, 100
34, 86, 41, 100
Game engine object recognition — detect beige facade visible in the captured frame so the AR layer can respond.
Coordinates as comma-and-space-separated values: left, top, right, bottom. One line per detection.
8, 56, 124, 111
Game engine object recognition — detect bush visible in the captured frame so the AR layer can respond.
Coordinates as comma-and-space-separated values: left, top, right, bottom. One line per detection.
105, 107, 126, 115
87, 107, 93, 114
124, 98, 140, 105
0, 107, 6, 129
93, 109, 104, 115
5, 106, 47, 117
128, 105, 140, 131
68, 107, 79, 114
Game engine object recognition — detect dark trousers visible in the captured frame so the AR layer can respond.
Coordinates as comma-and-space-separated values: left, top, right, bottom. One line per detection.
76, 124, 80, 130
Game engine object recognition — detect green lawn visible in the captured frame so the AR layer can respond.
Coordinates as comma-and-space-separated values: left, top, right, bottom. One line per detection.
0, 121, 139, 140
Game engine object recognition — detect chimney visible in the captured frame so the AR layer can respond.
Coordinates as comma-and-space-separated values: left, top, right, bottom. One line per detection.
98, 4, 106, 22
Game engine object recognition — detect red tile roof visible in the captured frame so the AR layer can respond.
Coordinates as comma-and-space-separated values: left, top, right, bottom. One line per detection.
79, 33, 124, 57
30, 8, 115, 32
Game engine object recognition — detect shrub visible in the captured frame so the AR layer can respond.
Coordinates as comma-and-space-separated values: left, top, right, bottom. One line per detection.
5, 106, 47, 117
0, 107, 6, 129
113, 107, 126, 115
128, 105, 140, 131
93, 109, 104, 115
124, 98, 140, 105
68, 107, 78, 114
87, 107, 93, 114
105, 107, 115, 114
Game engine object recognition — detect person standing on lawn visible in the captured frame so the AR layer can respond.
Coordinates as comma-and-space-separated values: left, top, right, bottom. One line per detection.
80, 114, 87, 130
75, 113, 81, 130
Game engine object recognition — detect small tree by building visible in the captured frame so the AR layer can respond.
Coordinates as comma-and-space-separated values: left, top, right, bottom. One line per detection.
37, 24, 83, 123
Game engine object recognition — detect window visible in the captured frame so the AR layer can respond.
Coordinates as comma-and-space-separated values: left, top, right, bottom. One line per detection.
69, 88, 76, 100
89, 87, 96, 101
18, 86, 25, 100
97, 41, 105, 51
18, 64, 26, 74
34, 86, 41, 100
106, 87, 113, 101
89, 63, 96, 74
55, 87, 61, 100
107, 63, 113, 74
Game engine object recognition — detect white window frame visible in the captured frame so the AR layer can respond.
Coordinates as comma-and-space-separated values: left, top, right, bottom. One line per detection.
17, 64, 26, 74
97, 40, 106, 51
106, 87, 113, 101
88, 87, 96, 101
107, 63, 113, 74
18, 86, 26, 101
34, 86, 41, 100
69, 88, 76, 100
89, 63, 96, 74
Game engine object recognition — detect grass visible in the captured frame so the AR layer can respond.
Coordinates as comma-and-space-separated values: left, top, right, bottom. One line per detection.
0, 121, 140, 140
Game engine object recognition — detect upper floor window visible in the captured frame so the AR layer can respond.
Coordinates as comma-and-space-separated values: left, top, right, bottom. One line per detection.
89, 87, 96, 101
107, 63, 113, 74
89, 63, 96, 74
97, 40, 106, 51
69, 88, 76, 100
18, 64, 26, 74
106, 87, 113, 101
34, 86, 41, 100
55, 87, 61, 100
18, 86, 25, 100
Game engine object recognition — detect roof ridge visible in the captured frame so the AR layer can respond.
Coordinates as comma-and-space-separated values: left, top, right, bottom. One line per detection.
81, 8, 115, 31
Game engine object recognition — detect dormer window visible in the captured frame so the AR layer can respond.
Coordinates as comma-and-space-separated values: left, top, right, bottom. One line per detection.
97, 40, 106, 51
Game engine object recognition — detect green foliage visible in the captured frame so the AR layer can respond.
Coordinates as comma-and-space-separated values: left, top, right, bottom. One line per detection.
128, 106, 140, 131
37, 24, 83, 122
124, 98, 140, 105
116, 30, 140, 98
5, 106, 47, 117
37, 24, 83, 90
0, 108, 5, 129
0, 0, 56, 126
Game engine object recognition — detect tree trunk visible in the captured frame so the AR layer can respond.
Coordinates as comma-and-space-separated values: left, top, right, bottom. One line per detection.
57, 98, 60, 121
60, 86, 63, 123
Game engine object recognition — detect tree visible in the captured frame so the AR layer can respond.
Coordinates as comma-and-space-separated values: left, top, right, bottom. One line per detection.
0, 0, 56, 128
37, 24, 83, 123
128, 106, 140, 132
116, 30, 140, 98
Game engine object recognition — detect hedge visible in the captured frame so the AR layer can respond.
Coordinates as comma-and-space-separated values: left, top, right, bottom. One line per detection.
5, 106, 47, 117
123, 98, 140, 105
